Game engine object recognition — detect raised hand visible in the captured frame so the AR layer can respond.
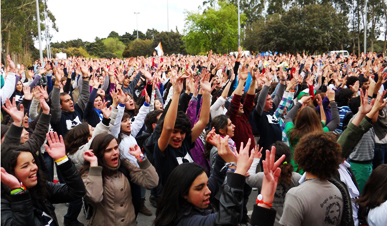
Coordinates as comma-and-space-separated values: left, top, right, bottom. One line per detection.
101, 100, 111, 119
83, 150, 98, 166
44, 132, 66, 161
260, 146, 286, 207
144, 89, 150, 104
358, 89, 373, 115
235, 138, 255, 175
1, 167, 21, 189
39, 92, 50, 114
206, 127, 219, 146
2, 98, 24, 126
216, 135, 237, 163
23, 86, 33, 100
129, 145, 144, 162
254, 144, 263, 159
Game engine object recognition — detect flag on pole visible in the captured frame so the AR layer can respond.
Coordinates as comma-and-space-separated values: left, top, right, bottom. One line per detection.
155, 42, 164, 56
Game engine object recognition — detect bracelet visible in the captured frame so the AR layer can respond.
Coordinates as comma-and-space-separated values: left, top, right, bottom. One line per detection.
137, 153, 146, 162
55, 155, 67, 163
10, 185, 26, 195
256, 194, 273, 208
227, 168, 236, 172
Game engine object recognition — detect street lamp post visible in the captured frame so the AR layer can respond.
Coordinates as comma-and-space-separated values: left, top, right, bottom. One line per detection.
36, 0, 43, 63
238, 0, 240, 47
364, 0, 368, 54
134, 12, 140, 39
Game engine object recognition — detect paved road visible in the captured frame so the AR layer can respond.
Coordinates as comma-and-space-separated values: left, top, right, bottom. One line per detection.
55, 189, 259, 226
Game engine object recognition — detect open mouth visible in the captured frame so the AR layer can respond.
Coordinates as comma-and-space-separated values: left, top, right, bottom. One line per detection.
172, 139, 181, 146
111, 157, 119, 164
29, 173, 37, 181
203, 198, 210, 205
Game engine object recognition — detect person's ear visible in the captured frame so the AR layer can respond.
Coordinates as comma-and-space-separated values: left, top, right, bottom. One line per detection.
219, 128, 225, 135
183, 195, 188, 200
152, 123, 156, 131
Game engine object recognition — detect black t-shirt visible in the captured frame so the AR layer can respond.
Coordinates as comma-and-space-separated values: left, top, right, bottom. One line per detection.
254, 110, 282, 156
153, 134, 195, 187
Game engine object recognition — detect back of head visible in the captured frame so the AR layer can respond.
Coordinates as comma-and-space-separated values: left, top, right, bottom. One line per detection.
346, 76, 359, 87
348, 96, 360, 115
210, 114, 229, 135
145, 110, 163, 133
294, 132, 341, 180
155, 163, 205, 226
336, 88, 354, 107
64, 122, 90, 155
273, 141, 293, 185
289, 106, 322, 146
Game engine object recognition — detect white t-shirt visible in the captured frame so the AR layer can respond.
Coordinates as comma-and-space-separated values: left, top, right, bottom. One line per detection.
367, 200, 387, 226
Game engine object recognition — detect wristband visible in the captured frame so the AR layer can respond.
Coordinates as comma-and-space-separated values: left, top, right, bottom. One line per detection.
10, 184, 26, 195
55, 155, 67, 163
137, 153, 146, 162
227, 168, 236, 172
256, 194, 273, 208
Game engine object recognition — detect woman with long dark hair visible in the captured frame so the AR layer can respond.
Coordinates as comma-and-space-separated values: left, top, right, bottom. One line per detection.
154, 136, 255, 226
1, 132, 86, 226
79, 133, 158, 226
357, 164, 387, 226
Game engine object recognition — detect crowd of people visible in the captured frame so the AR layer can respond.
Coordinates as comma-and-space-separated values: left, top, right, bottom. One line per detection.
1, 48, 387, 226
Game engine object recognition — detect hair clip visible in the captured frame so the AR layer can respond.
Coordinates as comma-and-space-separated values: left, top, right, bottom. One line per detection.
283, 161, 288, 165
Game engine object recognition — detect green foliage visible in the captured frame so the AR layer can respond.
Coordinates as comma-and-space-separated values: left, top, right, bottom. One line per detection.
184, 1, 246, 54
63, 47, 90, 57
51, 39, 86, 49
122, 39, 154, 57
102, 37, 126, 58
85, 38, 107, 58
2, 0, 57, 64
119, 32, 135, 45
108, 31, 120, 39
244, 4, 349, 54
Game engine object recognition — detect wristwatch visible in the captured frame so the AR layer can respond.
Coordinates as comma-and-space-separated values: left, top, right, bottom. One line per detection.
256, 194, 273, 207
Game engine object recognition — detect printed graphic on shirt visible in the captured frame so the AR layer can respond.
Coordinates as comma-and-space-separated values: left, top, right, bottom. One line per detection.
274, 183, 287, 204
65, 116, 81, 130
42, 211, 53, 226
15, 94, 24, 103
176, 153, 194, 165
320, 195, 342, 225
266, 114, 279, 124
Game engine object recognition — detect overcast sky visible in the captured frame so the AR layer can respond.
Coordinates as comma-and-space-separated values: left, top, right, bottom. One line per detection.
46, 0, 205, 43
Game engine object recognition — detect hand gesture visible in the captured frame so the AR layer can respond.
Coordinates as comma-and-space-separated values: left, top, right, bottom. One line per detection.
235, 138, 255, 176
83, 150, 98, 166
326, 88, 335, 102
217, 135, 237, 163
1, 167, 21, 189
358, 90, 373, 115
254, 144, 263, 159
39, 92, 50, 114
101, 101, 111, 119
23, 86, 33, 100
44, 132, 66, 161
6, 55, 16, 72
2, 98, 24, 126
372, 90, 387, 112
129, 145, 143, 162
206, 127, 219, 146
260, 146, 286, 206
97, 88, 105, 97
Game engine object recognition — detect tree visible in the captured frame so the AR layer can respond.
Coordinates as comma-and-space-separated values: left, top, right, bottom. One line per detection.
244, 4, 349, 53
184, 1, 246, 54
63, 47, 89, 57
102, 37, 126, 58
145, 28, 159, 40
132, 30, 146, 40
119, 32, 134, 45
2, 0, 57, 64
108, 31, 120, 39
85, 37, 107, 57
122, 39, 153, 57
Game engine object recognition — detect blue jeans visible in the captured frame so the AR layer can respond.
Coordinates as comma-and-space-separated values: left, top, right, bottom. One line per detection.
373, 143, 387, 170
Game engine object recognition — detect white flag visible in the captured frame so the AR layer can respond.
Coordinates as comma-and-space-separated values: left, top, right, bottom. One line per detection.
155, 42, 164, 56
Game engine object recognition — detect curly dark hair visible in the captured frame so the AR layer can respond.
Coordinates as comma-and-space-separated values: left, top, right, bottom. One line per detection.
158, 111, 192, 137
294, 132, 341, 180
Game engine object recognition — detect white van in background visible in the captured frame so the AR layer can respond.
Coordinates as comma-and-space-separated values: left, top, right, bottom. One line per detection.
330, 50, 349, 58
229, 51, 251, 57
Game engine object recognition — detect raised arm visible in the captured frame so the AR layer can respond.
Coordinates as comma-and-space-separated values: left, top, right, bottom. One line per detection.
76, 66, 91, 112
157, 74, 185, 152
191, 75, 211, 143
